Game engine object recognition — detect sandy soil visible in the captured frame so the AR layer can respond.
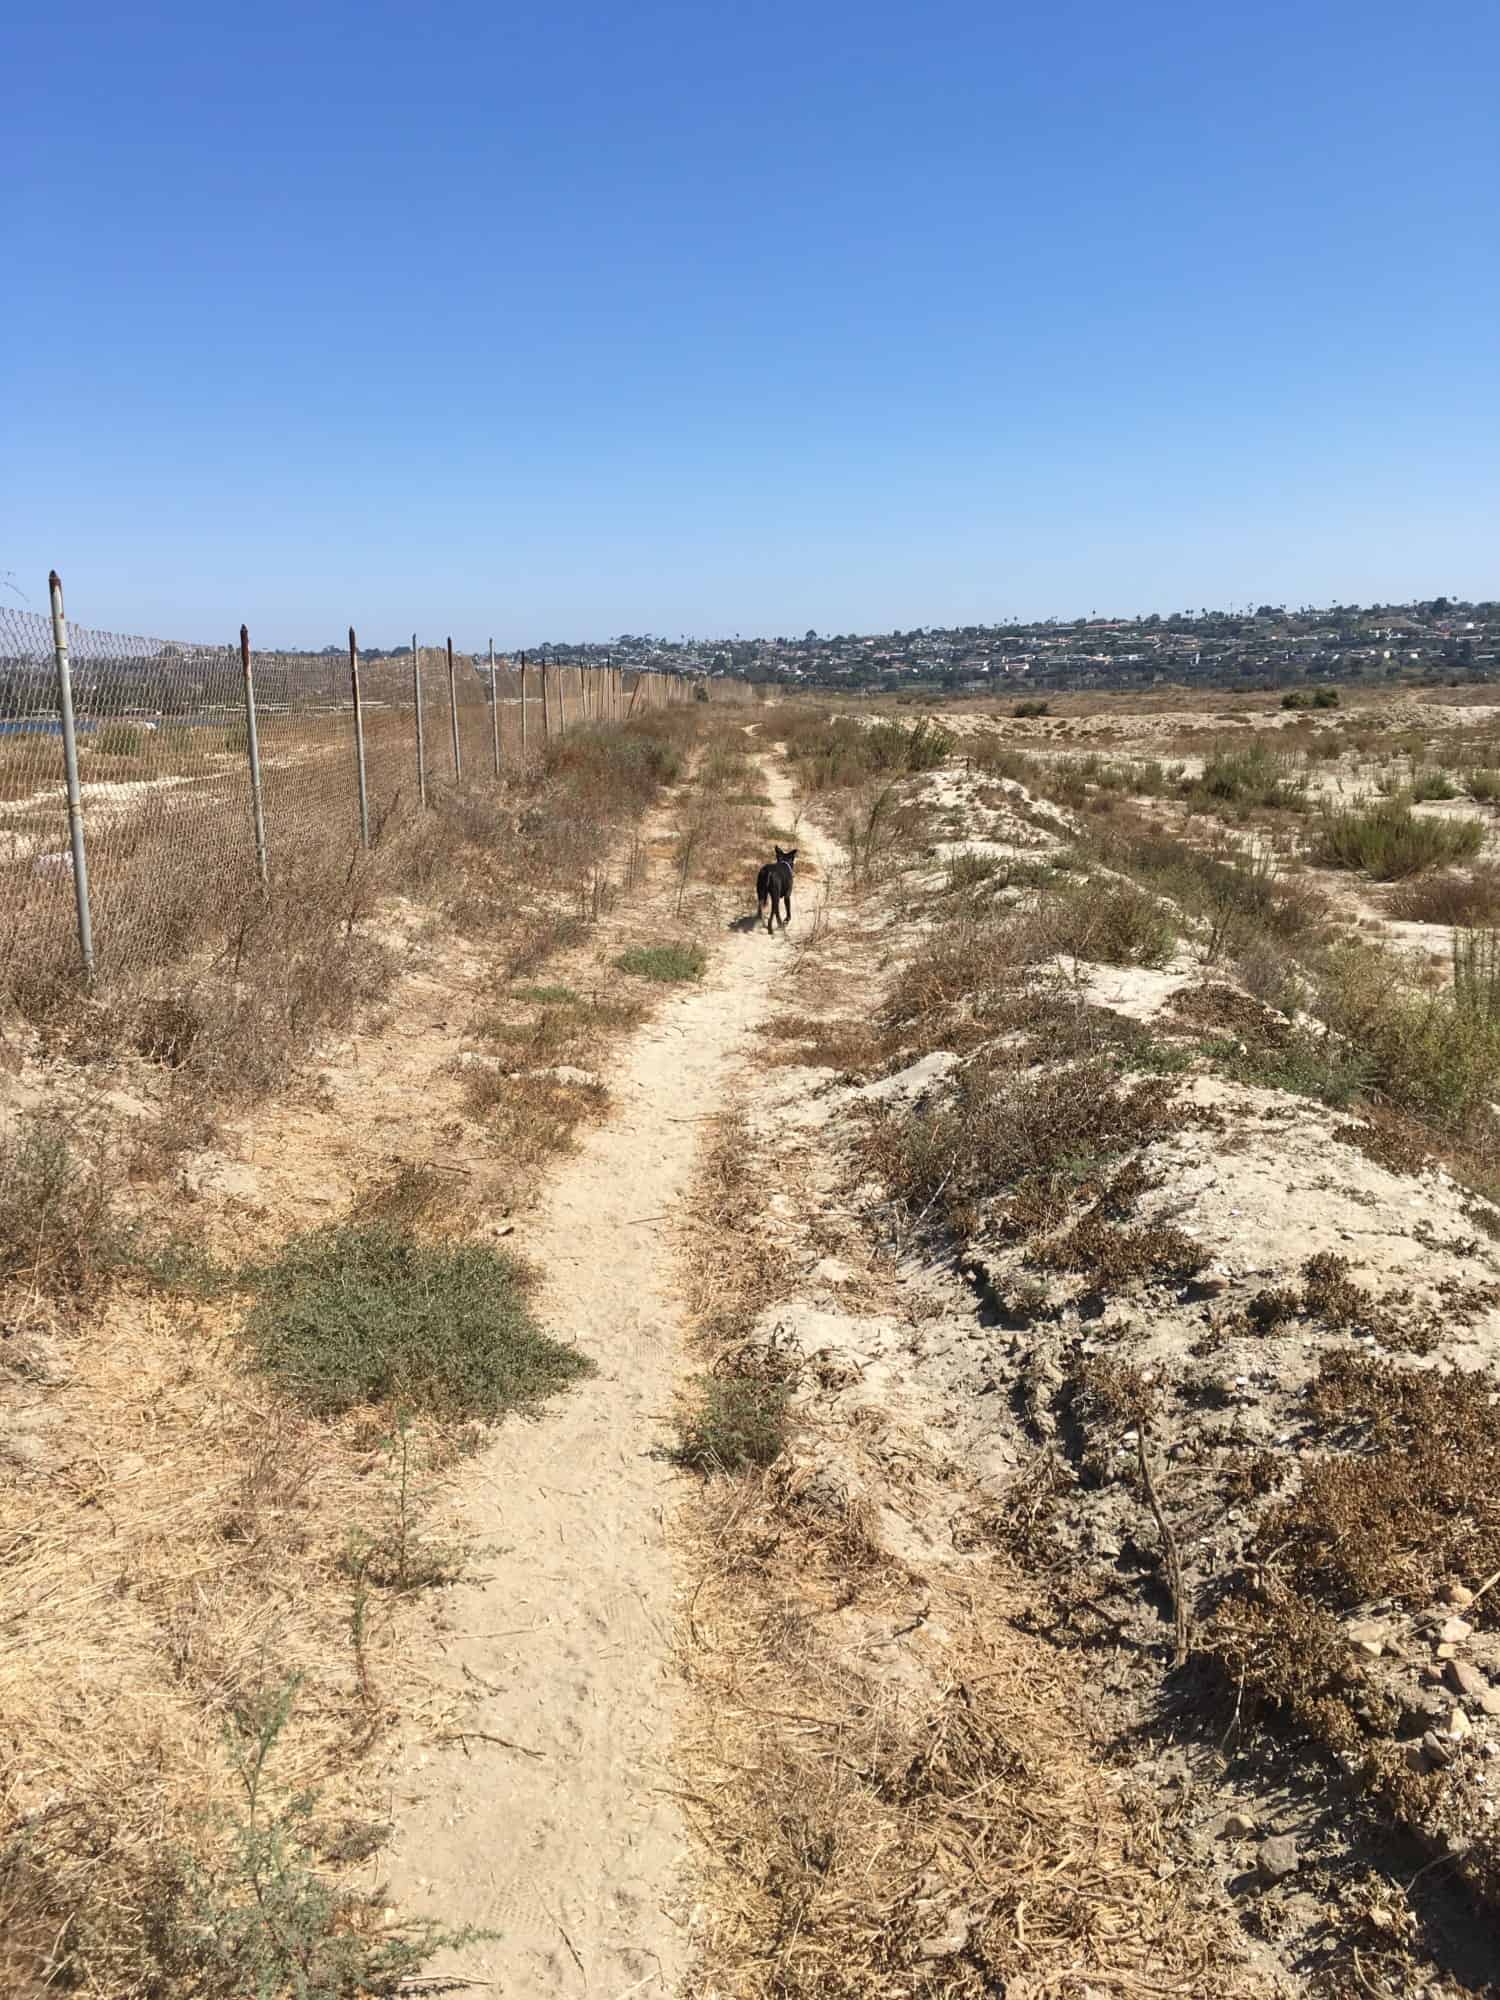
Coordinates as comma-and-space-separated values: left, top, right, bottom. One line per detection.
378, 752, 834, 1997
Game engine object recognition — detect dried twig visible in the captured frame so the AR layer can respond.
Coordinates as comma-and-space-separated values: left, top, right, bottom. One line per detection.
1137, 1420, 1191, 1666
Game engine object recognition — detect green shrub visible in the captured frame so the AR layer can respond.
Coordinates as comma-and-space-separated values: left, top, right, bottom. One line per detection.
1467, 769, 1500, 803
1281, 687, 1339, 710
1187, 743, 1307, 814
1316, 942, 1500, 1130
1410, 768, 1459, 802
152, 1678, 485, 1997
1312, 801, 1484, 879
616, 942, 706, 982
783, 715, 952, 790
672, 1372, 789, 1473
240, 1223, 591, 1419
1453, 927, 1500, 1027
943, 849, 1002, 892
1013, 699, 1050, 718
1038, 879, 1177, 968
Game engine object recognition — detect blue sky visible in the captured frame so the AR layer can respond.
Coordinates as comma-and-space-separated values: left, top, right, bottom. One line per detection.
7, 0, 1497, 647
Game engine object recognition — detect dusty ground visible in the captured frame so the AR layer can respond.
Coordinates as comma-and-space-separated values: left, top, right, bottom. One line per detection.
12, 690, 1500, 1997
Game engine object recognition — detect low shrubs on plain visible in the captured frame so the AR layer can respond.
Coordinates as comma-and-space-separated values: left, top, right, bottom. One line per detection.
672, 1371, 789, 1473
1311, 800, 1484, 879
1386, 865, 1500, 926
240, 1223, 591, 1420
1185, 742, 1307, 815
616, 942, 706, 982
0, 1114, 129, 1298
1281, 687, 1339, 710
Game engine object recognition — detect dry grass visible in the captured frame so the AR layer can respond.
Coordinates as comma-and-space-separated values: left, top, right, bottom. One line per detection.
675, 1116, 1261, 2000
0, 714, 719, 1996
1387, 864, 1500, 925
0, 1272, 476, 1995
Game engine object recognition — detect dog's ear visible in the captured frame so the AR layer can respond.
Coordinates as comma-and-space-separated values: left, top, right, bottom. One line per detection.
785, 849, 797, 863
774, 846, 788, 862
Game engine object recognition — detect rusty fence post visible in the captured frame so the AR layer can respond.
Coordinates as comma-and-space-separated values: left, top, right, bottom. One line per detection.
412, 631, 428, 809
447, 635, 461, 779
489, 637, 501, 777
239, 623, 269, 893
47, 570, 96, 986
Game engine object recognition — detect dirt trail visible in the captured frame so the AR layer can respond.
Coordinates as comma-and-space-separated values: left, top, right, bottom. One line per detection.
384, 748, 824, 1997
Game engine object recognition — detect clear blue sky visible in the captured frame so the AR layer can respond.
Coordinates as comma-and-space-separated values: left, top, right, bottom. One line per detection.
7, 0, 1497, 648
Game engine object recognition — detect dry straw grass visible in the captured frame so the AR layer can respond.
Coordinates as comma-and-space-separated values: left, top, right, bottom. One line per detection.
0, 713, 716, 1995
674, 1116, 1261, 1999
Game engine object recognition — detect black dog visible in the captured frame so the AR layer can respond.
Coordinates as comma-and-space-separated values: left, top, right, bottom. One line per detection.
755, 846, 797, 934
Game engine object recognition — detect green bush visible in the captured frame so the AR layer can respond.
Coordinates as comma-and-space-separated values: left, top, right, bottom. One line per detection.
1466, 769, 1500, 803
1410, 768, 1459, 802
1281, 688, 1339, 710
1013, 699, 1050, 718
240, 1223, 591, 1419
616, 942, 706, 982
672, 1372, 789, 1473
1037, 879, 1178, 968
1187, 742, 1307, 814
153, 1679, 485, 1997
1316, 942, 1500, 1130
1312, 801, 1484, 879
784, 715, 952, 790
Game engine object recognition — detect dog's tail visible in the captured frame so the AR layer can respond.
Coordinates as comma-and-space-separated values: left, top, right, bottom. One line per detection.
756, 890, 769, 918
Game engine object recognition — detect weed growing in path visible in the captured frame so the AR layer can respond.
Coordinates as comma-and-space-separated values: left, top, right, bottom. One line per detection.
616, 942, 706, 982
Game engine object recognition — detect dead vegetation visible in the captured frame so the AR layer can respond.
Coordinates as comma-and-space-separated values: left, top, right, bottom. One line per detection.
676, 1109, 1265, 2000
0, 708, 716, 1997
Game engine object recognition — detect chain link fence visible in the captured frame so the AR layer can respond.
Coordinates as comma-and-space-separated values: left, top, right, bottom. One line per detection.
0, 582, 712, 996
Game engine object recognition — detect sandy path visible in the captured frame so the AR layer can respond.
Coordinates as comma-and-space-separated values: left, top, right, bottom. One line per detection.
385, 748, 821, 1997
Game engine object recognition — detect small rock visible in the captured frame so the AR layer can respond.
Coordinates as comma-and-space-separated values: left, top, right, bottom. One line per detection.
1346, 1617, 1389, 1657
1447, 1660, 1490, 1703
1481, 1691, 1500, 1719
1422, 1730, 1457, 1768
1451, 1706, 1474, 1742
1222, 1810, 1258, 1838
1437, 1643, 1459, 1661
1406, 1742, 1431, 1774
1440, 1615, 1475, 1645
1256, 1835, 1299, 1883
916, 1912, 970, 1960
1442, 1581, 1477, 1610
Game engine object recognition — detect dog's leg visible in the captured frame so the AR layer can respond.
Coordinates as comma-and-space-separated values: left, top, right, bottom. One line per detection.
783, 886, 792, 929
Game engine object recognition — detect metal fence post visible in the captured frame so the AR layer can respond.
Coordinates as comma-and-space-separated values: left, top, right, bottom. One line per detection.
349, 626, 370, 849
47, 570, 96, 987
412, 631, 428, 809
447, 635, 462, 779
520, 652, 528, 760
239, 623, 269, 893
489, 637, 501, 777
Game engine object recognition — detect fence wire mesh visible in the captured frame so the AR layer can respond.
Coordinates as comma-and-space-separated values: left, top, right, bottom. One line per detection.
0, 600, 708, 997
